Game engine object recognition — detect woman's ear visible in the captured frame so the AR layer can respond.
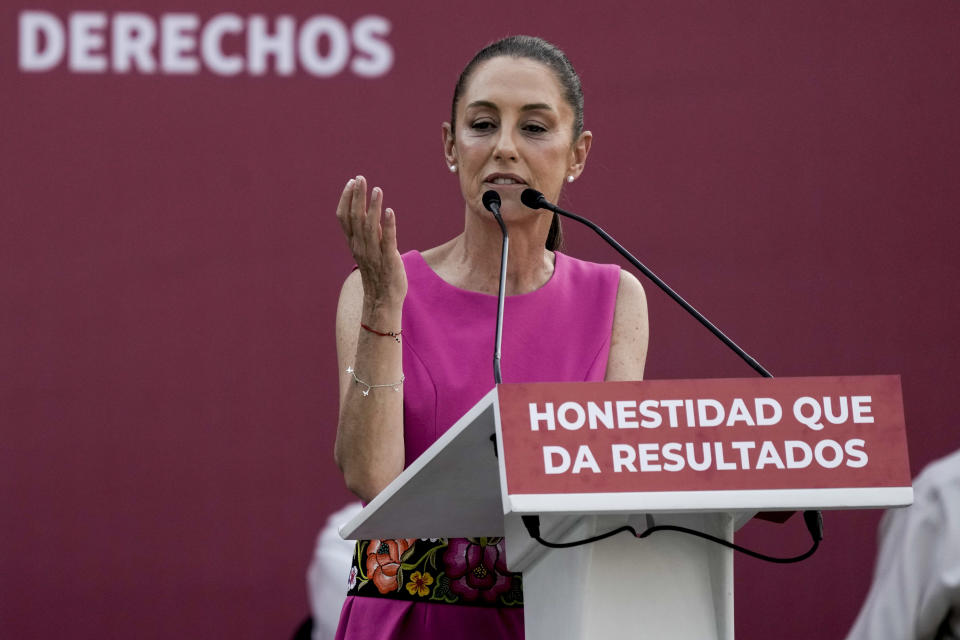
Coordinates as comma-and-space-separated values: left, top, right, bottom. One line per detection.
442, 122, 457, 169
568, 130, 593, 180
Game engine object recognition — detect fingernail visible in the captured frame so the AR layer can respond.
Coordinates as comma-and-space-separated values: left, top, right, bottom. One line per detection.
346, 178, 355, 187
373, 187, 381, 198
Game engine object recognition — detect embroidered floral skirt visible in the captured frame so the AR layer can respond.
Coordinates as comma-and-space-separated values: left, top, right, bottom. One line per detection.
346, 537, 523, 608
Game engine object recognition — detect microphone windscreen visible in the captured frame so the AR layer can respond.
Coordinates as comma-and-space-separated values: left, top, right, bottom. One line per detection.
482, 190, 501, 212
520, 189, 545, 210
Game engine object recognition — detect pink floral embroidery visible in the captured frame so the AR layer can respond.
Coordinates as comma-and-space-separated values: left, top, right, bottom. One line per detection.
442, 538, 513, 602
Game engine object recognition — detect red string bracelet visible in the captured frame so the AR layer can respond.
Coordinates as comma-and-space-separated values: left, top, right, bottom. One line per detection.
361, 323, 402, 343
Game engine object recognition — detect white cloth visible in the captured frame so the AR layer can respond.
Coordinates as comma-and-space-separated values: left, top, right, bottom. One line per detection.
307, 502, 364, 640
846, 449, 960, 640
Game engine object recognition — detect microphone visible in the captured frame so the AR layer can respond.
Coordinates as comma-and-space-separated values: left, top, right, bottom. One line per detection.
520, 188, 548, 210
482, 190, 502, 215
483, 190, 508, 385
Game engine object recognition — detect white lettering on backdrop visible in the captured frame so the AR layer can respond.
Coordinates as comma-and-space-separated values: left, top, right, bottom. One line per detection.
18, 10, 393, 77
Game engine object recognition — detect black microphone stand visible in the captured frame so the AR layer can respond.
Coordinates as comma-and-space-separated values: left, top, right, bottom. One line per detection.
483, 191, 508, 384
521, 189, 771, 378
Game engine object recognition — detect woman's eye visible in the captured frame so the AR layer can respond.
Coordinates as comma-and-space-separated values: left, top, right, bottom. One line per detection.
523, 123, 547, 133
471, 121, 495, 130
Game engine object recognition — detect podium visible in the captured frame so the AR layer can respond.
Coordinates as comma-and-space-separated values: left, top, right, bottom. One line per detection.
341, 377, 912, 639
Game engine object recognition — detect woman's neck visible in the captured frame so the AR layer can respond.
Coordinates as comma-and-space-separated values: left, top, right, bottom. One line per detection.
422, 210, 555, 296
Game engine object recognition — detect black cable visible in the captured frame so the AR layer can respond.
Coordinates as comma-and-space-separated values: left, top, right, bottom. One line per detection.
522, 510, 823, 564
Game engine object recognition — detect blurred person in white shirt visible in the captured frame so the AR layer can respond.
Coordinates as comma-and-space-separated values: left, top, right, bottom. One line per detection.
307, 502, 363, 640
847, 449, 960, 640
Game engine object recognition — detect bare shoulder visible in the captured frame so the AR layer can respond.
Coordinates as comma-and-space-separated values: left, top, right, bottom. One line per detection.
606, 269, 649, 381
612, 269, 648, 331
615, 268, 646, 309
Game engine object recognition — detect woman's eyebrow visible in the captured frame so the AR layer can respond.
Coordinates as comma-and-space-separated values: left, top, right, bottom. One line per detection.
520, 103, 554, 112
466, 100, 498, 111
465, 100, 555, 112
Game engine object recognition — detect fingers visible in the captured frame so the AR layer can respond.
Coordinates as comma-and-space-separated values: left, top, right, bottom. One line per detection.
335, 176, 366, 240
337, 175, 396, 258
348, 176, 368, 242
336, 177, 356, 236
381, 207, 397, 252
365, 186, 383, 241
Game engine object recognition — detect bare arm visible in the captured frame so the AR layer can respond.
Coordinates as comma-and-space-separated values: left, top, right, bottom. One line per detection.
604, 269, 649, 381
333, 177, 406, 502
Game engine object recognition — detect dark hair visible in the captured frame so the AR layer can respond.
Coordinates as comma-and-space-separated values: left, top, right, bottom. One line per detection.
451, 35, 585, 251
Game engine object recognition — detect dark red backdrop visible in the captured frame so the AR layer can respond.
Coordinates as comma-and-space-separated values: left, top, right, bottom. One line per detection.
3, 1, 958, 638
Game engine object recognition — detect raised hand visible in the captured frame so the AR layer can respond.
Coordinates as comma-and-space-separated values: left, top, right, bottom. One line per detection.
336, 176, 407, 307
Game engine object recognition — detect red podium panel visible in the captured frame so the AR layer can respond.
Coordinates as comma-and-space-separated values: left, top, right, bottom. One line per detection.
495, 375, 911, 513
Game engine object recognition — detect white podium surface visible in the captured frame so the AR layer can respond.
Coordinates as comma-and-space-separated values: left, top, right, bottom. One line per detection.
341, 388, 504, 540
507, 511, 737, 640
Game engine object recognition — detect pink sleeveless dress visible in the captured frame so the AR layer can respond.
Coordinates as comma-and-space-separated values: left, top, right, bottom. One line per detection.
335, 250, 620, 640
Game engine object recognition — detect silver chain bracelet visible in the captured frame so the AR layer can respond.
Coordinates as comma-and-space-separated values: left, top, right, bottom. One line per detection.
346, 366, 404, 396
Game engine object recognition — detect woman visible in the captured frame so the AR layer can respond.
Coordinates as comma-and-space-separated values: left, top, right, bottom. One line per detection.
333, 36, 648, 639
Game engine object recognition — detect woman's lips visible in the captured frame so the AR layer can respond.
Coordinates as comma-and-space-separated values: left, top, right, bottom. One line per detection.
483, 176, 527, 187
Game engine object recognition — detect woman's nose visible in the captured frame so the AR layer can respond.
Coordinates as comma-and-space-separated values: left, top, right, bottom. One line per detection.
493, 128, 519, 162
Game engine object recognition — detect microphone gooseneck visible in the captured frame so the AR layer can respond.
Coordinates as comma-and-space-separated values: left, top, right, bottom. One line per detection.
482, 190, 508, 385
520, 189, 771, 378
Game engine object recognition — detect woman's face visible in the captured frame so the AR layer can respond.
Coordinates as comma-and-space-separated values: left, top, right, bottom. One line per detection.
444, 56, 591, 219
